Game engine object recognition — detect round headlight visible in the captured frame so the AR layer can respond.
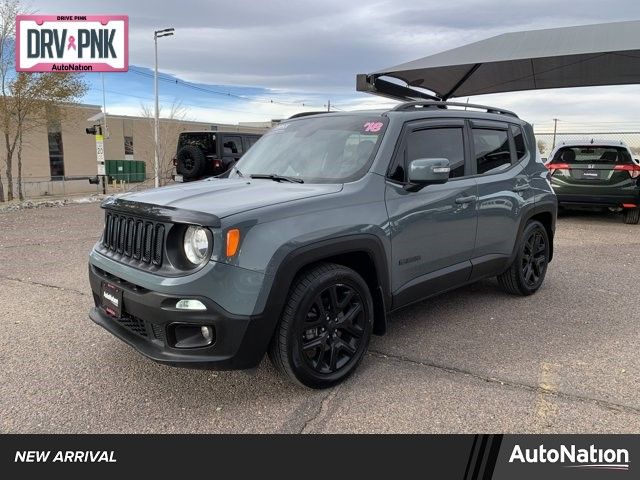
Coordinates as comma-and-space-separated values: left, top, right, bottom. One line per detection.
183, 226, 210, 265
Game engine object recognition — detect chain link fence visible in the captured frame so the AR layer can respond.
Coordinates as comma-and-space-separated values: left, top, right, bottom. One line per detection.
535, 131, 640, 160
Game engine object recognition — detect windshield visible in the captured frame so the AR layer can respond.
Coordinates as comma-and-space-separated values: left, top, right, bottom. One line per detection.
230, 115, 388, 183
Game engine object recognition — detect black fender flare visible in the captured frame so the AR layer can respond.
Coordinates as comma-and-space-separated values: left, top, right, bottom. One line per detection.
511, 199, 557, 263
252, 234, 391, 356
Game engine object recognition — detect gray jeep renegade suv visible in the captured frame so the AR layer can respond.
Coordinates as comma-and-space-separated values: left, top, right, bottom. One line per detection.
88, 101, 557, 389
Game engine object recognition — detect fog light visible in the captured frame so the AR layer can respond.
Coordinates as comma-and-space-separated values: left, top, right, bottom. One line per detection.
201, 326, 214, 343
171, 324, 216, 348
175, 299, 207, 311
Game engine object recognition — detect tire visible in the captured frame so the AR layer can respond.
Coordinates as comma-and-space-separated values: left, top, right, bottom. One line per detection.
497, 220, 550, 296
623, 207, 640, 225
268, 262, 374, 389
176, 145, 207, 180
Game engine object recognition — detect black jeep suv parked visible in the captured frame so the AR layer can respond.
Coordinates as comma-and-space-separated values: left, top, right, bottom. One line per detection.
173, 131, 262, 182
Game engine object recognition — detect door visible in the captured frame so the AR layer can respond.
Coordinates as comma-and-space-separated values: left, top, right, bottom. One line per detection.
385, 120, 478, 306
472, 122, 535, 269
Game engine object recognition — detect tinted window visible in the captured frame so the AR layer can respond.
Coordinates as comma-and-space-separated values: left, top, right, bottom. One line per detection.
179, 133, 214, 152
395, 128, 465, 181
551, 146, 633, 165
223, 137, 243, 156
473, 129, 511, 174
245, 136, 259, 149
511, 125, 526, 159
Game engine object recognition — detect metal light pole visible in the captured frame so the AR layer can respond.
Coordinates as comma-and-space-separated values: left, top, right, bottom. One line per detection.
153, 27, 175, 188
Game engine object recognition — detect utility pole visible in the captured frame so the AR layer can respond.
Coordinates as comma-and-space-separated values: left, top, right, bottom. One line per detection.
552, 118, 559, 149
327, 100, 330, 112
86, 124, 106, 194
153, 27, 175, 188
100, 73, 108, 194
101, 73, 108, 139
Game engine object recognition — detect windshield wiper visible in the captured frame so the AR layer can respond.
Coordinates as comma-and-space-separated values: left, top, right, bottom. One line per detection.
250, 173, 304, 183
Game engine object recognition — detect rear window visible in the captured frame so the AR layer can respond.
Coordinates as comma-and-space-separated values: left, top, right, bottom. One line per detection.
551, 146, 632, 164
178, 133, 215, 152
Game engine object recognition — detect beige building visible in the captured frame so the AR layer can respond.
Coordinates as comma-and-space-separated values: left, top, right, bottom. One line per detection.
2, 102, 267, 199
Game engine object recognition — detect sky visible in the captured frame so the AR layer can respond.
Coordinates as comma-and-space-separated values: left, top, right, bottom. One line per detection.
26, 0, 640, 132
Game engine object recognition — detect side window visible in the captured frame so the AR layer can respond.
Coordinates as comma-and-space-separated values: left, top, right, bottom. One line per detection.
404, 127, 466, 180
511, 124, 526, 160
223, 136, 243, 156
244, 136, 259, 150
472, 129, 511, 175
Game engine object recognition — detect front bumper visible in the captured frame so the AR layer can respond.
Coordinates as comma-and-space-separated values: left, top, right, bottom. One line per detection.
88, 264, 270, 370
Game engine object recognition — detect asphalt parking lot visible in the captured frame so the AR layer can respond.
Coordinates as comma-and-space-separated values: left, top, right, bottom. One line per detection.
1, 203, 639, 433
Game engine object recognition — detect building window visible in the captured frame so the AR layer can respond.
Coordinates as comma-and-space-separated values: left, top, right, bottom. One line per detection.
124, 136, 134, 156
47, 122, 64, 180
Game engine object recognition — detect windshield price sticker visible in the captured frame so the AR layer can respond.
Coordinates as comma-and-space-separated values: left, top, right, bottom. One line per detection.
363, 121, 384, 133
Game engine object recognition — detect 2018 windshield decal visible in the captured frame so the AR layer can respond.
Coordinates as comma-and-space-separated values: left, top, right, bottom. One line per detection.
363, 121, 383, 133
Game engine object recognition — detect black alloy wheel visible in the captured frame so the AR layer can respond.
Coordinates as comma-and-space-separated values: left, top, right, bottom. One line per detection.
497, 220, 550, 296
299, 283, 366, 374
521, 229, 547, 288
268, 262, 374, 389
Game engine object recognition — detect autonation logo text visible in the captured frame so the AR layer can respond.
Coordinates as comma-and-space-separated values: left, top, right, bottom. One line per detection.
509, 444, 630, 471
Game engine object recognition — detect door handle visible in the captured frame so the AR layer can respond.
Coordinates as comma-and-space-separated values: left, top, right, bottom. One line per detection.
455, 195, 477, 204
512, 184, 530, 193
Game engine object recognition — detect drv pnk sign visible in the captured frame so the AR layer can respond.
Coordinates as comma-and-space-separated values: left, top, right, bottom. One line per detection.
16, 15, 128, 72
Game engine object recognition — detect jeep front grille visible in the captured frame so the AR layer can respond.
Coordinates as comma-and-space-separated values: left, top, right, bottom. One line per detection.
102, 211, 166, 267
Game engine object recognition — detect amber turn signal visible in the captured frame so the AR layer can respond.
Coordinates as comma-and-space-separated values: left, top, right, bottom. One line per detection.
226, 229, 241, 257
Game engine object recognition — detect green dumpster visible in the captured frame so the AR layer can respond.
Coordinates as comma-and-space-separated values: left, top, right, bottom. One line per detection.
105, 160, 145, 183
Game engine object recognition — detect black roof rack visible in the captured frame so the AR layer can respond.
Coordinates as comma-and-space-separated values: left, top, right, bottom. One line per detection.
391, 101, 518, 118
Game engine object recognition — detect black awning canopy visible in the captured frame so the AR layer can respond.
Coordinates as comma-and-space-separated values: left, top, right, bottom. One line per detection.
357, 20, 640, 101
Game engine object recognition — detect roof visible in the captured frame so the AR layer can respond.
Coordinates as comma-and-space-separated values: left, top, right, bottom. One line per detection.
358, 20, 640, 100
283, 103, 526, 125
551, 139, 630, 150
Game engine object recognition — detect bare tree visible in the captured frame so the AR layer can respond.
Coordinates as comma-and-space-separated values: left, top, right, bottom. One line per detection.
2, 73, 87, 201
537, 139, 547, 155
0, 0, 88, 202
140, 101, 189, 186
0, 0, 18, 202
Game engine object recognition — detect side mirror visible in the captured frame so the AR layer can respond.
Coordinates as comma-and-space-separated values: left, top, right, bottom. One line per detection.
406, 158, 450, 190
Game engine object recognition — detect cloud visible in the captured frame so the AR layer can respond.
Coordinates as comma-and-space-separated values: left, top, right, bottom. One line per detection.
31, 0, 640, 126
